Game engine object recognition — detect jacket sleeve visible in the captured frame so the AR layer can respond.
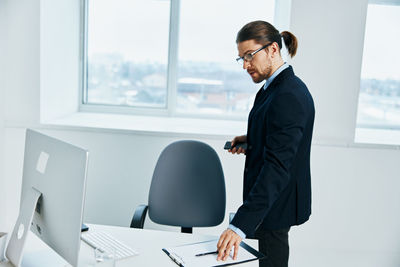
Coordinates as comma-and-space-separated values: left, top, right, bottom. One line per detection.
230, 92, 309, 236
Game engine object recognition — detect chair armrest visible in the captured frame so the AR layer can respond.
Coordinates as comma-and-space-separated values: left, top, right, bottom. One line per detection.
130, 204, 148, 229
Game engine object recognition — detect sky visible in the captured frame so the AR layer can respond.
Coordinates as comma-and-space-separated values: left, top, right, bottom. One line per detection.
87, 0, 275, 65
361, 4, 400, 80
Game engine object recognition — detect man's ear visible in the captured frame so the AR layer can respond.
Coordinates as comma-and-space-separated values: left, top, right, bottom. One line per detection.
270, 42, 279, 58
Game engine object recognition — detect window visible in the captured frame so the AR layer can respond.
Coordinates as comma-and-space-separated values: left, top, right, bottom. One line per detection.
83, 0, 275, 119
85, 0, 170, 108
356, 2, 400, 129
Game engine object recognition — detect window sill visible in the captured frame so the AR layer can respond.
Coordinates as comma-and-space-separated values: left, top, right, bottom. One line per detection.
355, 127, 400, 147
41, 112, 248, 138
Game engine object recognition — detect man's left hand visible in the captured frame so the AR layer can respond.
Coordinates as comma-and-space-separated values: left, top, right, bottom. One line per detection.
217, 229, 242, 261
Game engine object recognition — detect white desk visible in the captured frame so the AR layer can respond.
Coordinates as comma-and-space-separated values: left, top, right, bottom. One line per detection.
1, 224, 259, 267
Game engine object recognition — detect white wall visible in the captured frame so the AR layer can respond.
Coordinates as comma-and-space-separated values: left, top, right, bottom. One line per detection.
0, 0, 7, 231
290, 0, 368, 145
1, 0, 400, 267
3, 0, 40, 126
40, 0, 81, 122
290, 144, 400, 266
0, 0, 40, 233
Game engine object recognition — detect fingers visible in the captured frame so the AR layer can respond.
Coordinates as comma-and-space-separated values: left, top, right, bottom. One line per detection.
217, 233, 230, 260
233, 240, 240, 260
217, 241, 225, 260
229, 146, 244, 154
223, 240, 235, 261
231, 136, 242, 149
222, 238, 241, 260
227, 136, 247, 155
230, 140, 237, 154
231, 139, 236, 148
235, 147, 245, 154
217, 230, 242, 261
217, 231, 226, 248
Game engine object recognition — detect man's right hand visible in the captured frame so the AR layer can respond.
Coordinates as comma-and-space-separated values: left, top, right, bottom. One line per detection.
228, 135, 247, 154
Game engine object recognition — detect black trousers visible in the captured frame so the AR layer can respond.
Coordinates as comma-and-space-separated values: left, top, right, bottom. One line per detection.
254, 227, 290, 267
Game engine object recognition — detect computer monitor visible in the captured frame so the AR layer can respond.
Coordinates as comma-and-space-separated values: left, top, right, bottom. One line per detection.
6, 129, 89, 266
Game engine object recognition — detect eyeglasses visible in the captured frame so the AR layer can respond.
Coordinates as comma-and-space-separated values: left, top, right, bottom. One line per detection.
236, 43, 272, 65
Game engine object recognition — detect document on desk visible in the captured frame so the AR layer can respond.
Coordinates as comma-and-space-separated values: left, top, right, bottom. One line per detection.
162, 239, 264, 267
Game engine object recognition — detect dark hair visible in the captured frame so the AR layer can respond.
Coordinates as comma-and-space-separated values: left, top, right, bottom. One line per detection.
236, 20, 298, 58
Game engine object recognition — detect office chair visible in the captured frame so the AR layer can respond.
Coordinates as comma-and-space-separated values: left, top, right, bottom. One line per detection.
130, 140, 226, 233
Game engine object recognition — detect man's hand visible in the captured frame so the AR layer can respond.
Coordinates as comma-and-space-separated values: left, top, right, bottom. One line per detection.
217, 229, 242, 261
229, 135, 247, 154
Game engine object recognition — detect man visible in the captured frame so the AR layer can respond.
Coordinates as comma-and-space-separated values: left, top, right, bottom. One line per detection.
217, 20, 315, 267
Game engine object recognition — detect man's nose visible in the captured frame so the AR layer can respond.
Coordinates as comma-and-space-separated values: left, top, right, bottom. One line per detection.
243, 61, 250, 70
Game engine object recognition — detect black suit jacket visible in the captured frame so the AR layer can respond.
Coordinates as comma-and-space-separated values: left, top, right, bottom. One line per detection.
230, 66, 315, 237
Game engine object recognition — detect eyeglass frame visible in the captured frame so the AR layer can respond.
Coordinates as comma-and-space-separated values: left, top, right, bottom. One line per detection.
236, 43, 273, 64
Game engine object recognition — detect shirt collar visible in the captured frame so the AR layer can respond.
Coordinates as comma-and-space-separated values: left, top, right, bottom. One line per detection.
263, 62, 289, 90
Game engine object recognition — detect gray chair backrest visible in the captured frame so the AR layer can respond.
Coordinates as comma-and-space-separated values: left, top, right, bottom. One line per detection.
148, 140, 226, 228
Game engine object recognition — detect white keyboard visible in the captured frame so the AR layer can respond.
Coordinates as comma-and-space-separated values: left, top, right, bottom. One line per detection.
81, 231, 139, 260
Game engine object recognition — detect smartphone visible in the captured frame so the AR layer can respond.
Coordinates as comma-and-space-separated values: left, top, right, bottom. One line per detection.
81, 223, 89, 232
224, 141, 247, 150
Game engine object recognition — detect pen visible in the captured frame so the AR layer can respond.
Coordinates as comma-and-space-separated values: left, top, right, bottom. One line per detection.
195, 250, 218, 257
163, 249, 184, 267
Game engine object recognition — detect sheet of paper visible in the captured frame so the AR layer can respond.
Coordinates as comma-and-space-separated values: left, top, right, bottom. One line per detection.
164, 239, 257, 267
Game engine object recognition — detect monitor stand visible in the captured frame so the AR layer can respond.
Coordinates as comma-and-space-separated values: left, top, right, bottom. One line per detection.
5, 187, 42, 267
